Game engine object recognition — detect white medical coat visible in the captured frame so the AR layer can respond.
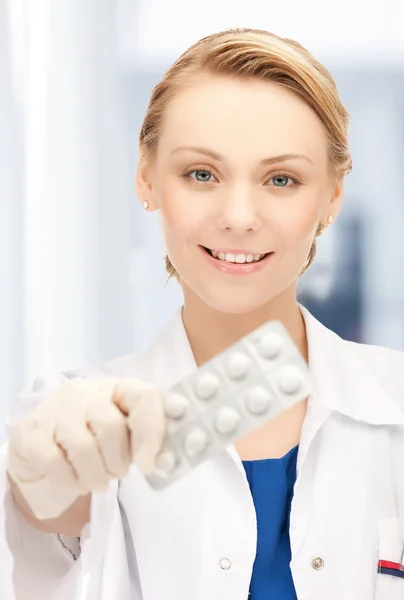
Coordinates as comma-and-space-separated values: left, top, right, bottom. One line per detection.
1, 305, 404, 600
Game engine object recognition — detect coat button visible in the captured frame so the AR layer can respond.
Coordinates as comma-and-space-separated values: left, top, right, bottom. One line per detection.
219, 557, 232, 570
311, 557, 324, 570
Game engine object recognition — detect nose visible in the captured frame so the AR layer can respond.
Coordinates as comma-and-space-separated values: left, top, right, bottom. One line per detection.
218, 185, 261, 233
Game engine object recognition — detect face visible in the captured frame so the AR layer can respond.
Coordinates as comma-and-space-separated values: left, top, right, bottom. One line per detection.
137, 75, 343, 314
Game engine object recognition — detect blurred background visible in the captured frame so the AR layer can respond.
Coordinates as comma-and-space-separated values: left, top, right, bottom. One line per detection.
1, 0, 404, 442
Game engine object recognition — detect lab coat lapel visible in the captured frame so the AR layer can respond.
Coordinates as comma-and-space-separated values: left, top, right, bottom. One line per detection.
300, 305, 404, 425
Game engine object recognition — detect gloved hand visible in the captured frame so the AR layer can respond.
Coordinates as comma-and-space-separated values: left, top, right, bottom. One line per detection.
6, 377, 166, 520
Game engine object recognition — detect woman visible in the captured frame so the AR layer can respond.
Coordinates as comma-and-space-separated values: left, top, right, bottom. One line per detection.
2, 28, 404, 600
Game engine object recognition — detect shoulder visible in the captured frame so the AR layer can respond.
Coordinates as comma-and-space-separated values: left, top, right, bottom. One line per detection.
346, 338, 404, 371
346, 339, 404, 397
64, 346, 155, 383
65, 311, 185, 381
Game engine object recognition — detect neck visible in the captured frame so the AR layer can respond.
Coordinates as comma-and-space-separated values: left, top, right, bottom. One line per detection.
181, 285, 308, 367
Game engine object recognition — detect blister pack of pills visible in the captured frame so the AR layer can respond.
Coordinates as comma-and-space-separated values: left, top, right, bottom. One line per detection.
145, 320, 314, 490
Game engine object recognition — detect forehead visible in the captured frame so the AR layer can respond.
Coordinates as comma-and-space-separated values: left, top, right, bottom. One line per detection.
158, 75, 329, 166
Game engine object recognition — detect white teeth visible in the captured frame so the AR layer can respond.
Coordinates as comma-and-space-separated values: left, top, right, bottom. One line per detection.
208, 249, 266, 264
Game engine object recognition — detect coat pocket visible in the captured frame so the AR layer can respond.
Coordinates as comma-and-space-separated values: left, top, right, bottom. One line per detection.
374, 517, 404, 599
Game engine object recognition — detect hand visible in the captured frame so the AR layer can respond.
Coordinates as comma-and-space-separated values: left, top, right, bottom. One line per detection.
6, 377, 166, 520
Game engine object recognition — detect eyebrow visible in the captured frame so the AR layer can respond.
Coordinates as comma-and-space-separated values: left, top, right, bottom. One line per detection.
170, 146, 314, 165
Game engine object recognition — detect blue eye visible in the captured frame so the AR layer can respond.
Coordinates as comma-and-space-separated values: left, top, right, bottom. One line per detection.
272, 174, 291, 187
188, 169, 213, 182
268, 173, 302, 189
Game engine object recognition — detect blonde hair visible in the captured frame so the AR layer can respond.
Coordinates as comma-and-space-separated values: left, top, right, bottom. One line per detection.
139, 28, 352, 281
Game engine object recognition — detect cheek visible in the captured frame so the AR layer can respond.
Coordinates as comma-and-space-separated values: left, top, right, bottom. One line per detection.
292, 207, 320, 241
158, 177, 208, 239
269, 195, 322, 251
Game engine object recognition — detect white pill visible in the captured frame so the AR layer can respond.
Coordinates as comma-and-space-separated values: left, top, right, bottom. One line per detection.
184, 428, 209, 458
164, 393, 189, 419
194, 372, 220, 400
155, 450, 177, 474
245, 386, 273, 414
278, 366, 303, 394
226, 352, 250, 379
214, 406, 241, 435
256, 332, 282, 359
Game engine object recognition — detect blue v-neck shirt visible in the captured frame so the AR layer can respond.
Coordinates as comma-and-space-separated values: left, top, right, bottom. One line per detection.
242, 445, 299, 599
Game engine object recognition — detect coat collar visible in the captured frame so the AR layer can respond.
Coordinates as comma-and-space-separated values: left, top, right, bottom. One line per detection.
300, 304, 404, 425
147, 304, 404, 427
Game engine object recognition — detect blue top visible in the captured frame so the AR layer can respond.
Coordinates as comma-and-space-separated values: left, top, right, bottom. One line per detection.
242, 445, 299, 599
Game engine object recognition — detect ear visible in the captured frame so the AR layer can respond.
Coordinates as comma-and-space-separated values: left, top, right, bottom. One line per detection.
323, 176, 344, 225
136, 158, 158, 211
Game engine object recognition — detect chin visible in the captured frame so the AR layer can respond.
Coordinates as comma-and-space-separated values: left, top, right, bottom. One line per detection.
179, 260, 298, 317
201, 286, 275, 316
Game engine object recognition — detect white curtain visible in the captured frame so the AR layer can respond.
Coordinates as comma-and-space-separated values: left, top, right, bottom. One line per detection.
0, 0, 138, 442
0, 0, 24, 442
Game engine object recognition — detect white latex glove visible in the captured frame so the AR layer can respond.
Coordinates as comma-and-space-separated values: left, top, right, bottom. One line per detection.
6, 377, 166, 520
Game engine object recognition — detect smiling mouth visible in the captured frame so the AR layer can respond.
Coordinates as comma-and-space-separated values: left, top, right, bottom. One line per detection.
202, 246, 271, 264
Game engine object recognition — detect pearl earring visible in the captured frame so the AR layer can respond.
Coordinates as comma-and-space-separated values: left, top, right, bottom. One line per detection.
327, 215, 334, 224
143, 201, 149, 210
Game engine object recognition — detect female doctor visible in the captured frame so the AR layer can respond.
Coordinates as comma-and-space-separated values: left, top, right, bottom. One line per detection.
2, 27, 404, 600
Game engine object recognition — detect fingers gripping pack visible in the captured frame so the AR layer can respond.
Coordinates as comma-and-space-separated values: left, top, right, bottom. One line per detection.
146, 320, 314, 490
